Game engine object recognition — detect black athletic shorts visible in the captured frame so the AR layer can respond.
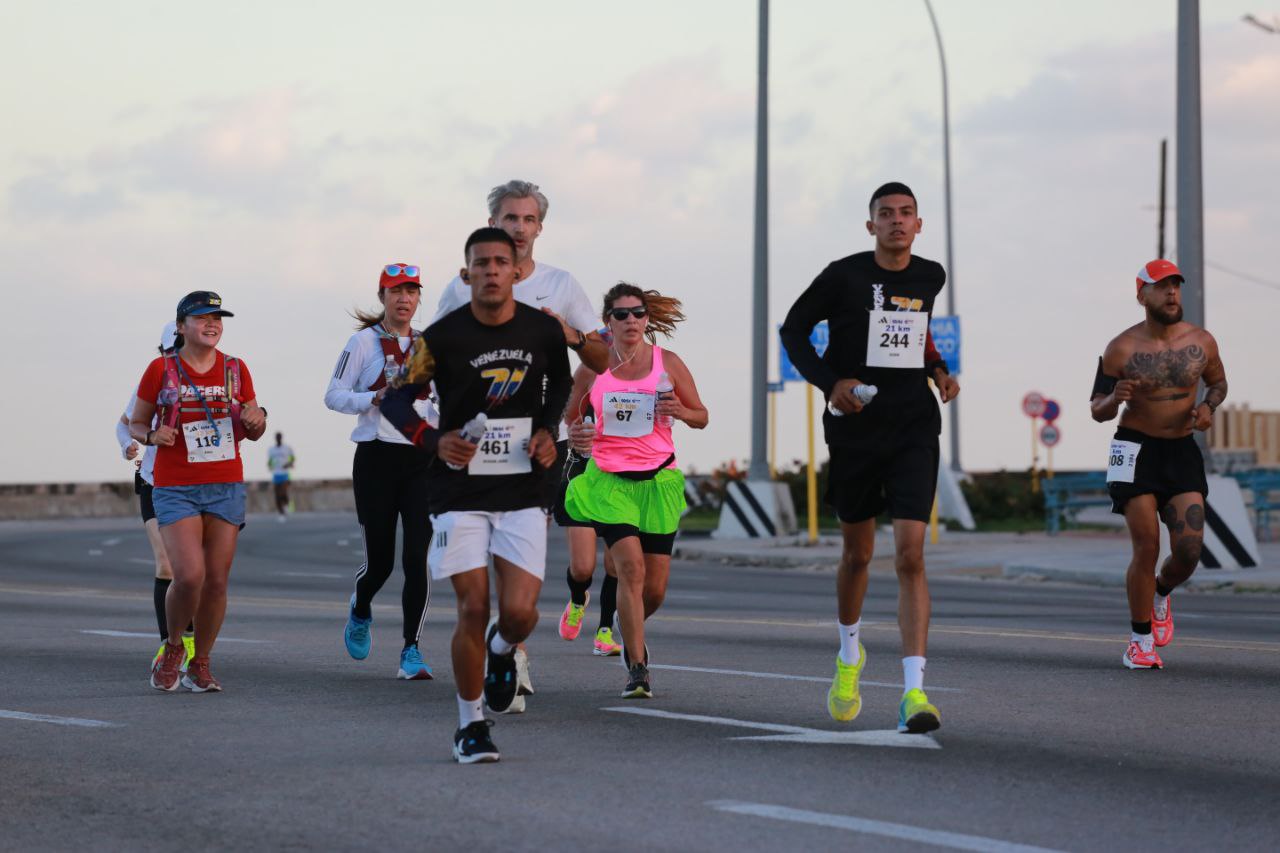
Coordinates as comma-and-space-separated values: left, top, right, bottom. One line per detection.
825, 432, 939, 524
1108, 427, 1208, 514
595, 524, 676, 556
135, 471, 156, 523
552, 440, 593, 528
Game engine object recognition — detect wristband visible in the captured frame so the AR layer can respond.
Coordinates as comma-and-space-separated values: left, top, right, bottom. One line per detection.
568, 329, 586, 351
144, 429, 154, 446
928, 359, 949, 376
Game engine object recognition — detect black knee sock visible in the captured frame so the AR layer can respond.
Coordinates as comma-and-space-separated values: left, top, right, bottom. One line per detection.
598, 574, 618, 631
566, 566, 591, 606
1155, 578, 1174, 598
154, 578, 171, 641
1131, 620, 1152, 635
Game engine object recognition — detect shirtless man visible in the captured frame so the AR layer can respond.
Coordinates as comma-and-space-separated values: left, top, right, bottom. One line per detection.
1090, 259, 1228, 670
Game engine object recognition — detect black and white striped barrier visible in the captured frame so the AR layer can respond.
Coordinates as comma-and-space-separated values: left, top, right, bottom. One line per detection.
1158, 474, 1261, 569
713, 480, 797, 539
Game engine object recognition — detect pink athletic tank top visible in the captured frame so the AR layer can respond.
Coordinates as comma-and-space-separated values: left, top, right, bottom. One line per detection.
589, 346, 676, 473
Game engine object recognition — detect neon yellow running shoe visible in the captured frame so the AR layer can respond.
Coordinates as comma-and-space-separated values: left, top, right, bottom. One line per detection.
182, 634, 195, 668
827, 644, 865, 722
898, 688, 941, 734
558, 594, 589, 641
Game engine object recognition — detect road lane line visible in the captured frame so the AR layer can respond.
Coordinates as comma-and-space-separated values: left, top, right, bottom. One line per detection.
80, 630, 270, 644
603, 707, 938, 749
128, 558, 156, 566
707, 801, 1061, 852
648, 663, 963, 693
0, 710, 123, 729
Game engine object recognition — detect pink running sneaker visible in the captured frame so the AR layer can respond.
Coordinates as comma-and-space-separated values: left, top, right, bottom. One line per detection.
181, 658, 223, 693
558, 593, 590, 641
1152, 595, 1174, 647
150, 641, 185, 691
1123, 637, 1163, 670
592, 626, 622, 656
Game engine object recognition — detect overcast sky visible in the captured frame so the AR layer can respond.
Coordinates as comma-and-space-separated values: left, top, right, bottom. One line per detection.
2, 1, 1276, 484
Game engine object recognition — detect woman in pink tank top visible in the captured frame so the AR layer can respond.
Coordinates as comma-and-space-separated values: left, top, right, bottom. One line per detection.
563, 283, 708, 699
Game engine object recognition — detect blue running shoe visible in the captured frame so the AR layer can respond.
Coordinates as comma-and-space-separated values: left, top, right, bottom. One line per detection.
344, 593, 372, 660
397, 644, 433, 680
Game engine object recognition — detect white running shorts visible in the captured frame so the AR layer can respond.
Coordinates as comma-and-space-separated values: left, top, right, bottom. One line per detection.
427, 507, 548, 581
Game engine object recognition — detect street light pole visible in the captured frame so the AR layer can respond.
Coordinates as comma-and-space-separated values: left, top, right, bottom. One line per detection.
923, 0, 962, 472
1177, 0, 1208, 462
749, 0, 770, 482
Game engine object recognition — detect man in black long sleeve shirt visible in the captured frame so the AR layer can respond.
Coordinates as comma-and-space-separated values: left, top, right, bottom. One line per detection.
780, 182, 959, 737
381, 227, 570, 764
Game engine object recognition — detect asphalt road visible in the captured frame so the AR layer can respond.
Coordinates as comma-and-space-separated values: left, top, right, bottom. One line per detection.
2, 513, 1279, 852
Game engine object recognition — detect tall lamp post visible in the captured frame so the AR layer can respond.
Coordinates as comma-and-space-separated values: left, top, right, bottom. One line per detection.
749, 0, 770, 481
923, 0, 962, 472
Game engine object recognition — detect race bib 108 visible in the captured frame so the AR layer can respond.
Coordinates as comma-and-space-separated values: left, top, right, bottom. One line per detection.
1106, 439, 1141, 484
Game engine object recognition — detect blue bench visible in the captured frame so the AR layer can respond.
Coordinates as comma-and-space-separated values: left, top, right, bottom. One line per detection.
1044, 469, 1280, 539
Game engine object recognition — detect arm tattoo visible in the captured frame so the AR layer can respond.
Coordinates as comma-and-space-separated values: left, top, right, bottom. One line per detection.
1124, 345, 1207, 388
1203, 382, 1227, 410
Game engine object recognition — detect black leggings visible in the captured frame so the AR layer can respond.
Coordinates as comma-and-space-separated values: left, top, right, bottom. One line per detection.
351, 440, 432, 645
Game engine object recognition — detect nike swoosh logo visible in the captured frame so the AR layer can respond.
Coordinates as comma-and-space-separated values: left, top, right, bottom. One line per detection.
536, 295, 550, 300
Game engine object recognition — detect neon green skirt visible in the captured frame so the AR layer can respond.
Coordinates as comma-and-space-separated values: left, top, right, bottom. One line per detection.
564, 460, 686, 534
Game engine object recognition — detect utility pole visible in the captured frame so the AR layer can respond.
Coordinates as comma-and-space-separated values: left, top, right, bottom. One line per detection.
1158, 138, 1168, 258
748, 0, 770, 482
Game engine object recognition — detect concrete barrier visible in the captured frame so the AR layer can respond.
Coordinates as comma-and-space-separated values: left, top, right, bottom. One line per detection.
0, 480, 357, 521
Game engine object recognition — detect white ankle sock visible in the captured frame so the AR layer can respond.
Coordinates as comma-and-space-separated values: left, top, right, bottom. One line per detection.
902, 656, 926, 693
457, 693, 484, 728
1131, 631, 1153, 648
488, 627, 514, 656
838, 620, 861, 665
1153, 593, 1170, 619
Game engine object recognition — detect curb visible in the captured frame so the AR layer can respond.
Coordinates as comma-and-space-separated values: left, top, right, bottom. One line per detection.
1002, 562, 1280, 593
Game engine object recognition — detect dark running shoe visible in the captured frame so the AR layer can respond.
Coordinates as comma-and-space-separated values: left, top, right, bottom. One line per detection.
622, 663, 653, 699
452, 720, 500, 764
483, 623, 519, 713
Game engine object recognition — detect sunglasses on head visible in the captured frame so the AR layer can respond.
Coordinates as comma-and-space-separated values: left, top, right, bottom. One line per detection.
608, 306, 648, 321
384, 264, 420, 277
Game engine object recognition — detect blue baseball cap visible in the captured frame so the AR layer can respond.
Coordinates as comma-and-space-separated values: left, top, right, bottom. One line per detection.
176, 290, 234, 319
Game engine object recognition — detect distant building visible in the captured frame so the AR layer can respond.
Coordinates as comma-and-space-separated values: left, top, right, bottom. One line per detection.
1210, 405, 1280, 469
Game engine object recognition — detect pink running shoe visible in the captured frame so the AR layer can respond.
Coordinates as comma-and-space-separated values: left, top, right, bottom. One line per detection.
150, 641, 185, 691
558, 593, 590, 641
181, 658, 223, 693
1123, 638, 1163, 670
1152, 595, 1174, 647
592, 626, 622, 656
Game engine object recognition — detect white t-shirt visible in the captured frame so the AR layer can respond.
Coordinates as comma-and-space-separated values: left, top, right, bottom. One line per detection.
323, 326, 437, 444
267, 444, 295, 474
435, 260, 595, 442
121, 392, 158, 485
433, 260, 597, 333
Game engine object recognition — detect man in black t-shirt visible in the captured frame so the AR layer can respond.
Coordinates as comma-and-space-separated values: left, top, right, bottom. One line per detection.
381, 227, 571, 764
781, 182, 960, 736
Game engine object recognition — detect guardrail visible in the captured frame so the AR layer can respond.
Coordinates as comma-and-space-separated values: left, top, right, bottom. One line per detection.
0, 479, 357, 521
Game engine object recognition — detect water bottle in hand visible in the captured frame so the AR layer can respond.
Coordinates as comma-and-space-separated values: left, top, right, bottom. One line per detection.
383, 354, 399, 386
576, 416, 594, 458
447, 413, 488, 470
655, 372, 675, 427
828, 384, 877, 417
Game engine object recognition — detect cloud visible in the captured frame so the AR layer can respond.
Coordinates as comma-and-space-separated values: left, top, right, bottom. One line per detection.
7, 172, 125, 221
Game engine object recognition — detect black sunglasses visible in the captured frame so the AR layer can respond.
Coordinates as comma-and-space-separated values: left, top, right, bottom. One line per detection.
608, 306, 648, 321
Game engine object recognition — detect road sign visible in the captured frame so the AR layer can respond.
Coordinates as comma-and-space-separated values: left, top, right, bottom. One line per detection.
1042, 399, 1060, 422
778, 321, 829, 383
928, 315, 960, 375
1022, 392, 1046, 418
1040, 423, 1061, 447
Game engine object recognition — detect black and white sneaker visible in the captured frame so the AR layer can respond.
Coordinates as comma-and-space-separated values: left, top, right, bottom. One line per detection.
622, 663, 653, 699
483, 623, 519, 713
452, 720, 500, 764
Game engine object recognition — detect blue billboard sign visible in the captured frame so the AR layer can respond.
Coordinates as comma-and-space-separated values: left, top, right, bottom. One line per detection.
929, 315, 961, 375
778, 321, 828, 383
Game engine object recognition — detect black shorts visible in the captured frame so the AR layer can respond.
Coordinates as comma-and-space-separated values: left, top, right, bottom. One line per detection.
135, 472, 156, 523
1108, 427, 1208, 514
825, 433, 939, 524
594, 524, 676, 556
552, 441, 593, 528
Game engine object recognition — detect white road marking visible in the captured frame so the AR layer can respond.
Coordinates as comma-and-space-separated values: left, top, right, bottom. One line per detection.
128, 558, 156, 566
275, 571, 344, 579
649, 663, 963, 693
79, 630, 270, 644
665, 593, 710, 600
0, 710, 122, 729
336, 539, 349, 546
87, 549, 103, 556
603, 707, 939, 749
707, 801, 1061, 852
101, 538, 121, 546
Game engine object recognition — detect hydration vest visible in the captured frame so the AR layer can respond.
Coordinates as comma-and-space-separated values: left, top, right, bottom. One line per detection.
157, 352, 245, 441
